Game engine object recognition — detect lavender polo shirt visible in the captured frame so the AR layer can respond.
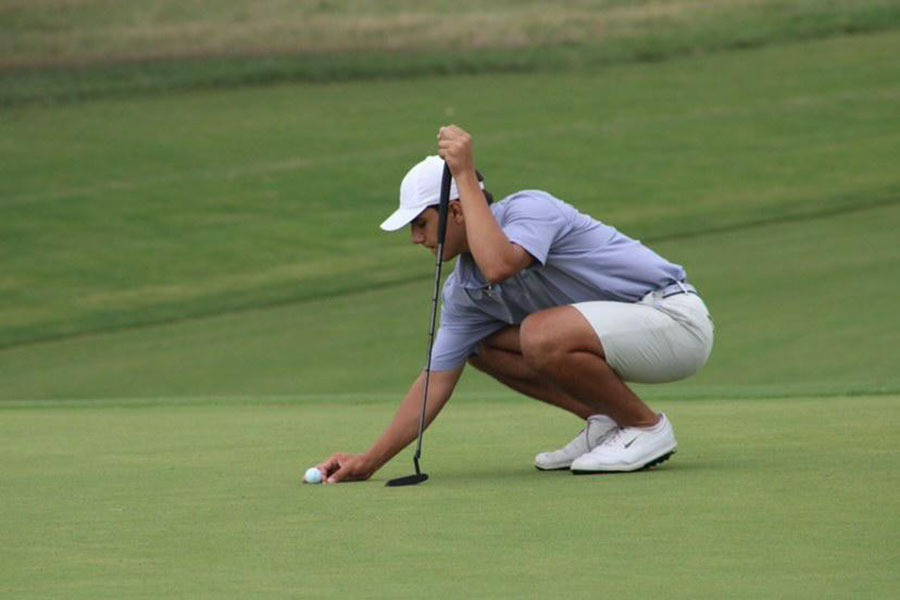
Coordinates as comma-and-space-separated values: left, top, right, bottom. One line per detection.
429, 190, 688, 371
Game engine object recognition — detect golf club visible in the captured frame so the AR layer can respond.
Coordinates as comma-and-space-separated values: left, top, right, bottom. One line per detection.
385, 161, 452, 487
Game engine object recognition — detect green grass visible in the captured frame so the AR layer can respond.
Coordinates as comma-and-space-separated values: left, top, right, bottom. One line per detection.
1, 25, 899, 598
2, 31, 899, 349
1, 395, 897, 598
1, 199, 897, 401
8, 0, 897, 66
3, 0, 900, 105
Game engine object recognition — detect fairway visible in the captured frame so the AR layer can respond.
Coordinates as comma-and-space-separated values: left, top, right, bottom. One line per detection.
2, 8, 899, 599
1, 195, 897, 401
2, 32, 899, 349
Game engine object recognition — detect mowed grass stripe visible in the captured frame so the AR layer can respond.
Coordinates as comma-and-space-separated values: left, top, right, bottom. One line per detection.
5, 83, 900, 209
1, 190, 897, 353
1, 201, 897, 401
2, 32, 899, 348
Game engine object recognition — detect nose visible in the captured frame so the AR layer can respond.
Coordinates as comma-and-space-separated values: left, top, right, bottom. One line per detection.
410, 226, 425, 245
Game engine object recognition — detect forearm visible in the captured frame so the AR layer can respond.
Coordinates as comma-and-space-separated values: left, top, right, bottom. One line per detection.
364, 368, 462, 471
455, 170, 517, 282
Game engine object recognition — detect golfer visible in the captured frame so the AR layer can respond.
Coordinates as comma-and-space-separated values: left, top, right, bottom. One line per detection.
317, 125, 714, 483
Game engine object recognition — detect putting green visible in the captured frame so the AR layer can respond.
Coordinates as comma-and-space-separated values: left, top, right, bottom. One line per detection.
1, 393, 896, 598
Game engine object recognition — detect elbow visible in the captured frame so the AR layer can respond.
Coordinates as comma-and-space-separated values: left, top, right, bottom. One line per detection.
478, 244, 529, 284
481, 262, 517, 284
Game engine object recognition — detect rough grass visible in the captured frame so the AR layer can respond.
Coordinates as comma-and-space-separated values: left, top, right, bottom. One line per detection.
3, 0, 900, 104
4, 0, 897, 67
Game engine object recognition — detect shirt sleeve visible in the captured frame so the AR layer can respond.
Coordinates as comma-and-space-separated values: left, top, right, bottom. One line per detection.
500, 192, 569, 266
429, 283, 506, 372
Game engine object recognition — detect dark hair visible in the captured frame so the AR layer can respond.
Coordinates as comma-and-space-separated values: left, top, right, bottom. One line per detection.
475, 169, 494, 205
426, 169, 492, 213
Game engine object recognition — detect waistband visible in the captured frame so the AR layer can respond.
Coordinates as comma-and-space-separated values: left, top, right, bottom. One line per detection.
658, 281, 698, 298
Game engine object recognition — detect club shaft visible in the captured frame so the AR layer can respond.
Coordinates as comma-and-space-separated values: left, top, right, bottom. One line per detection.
410, 162, 451, 478
413, 239, 445, 473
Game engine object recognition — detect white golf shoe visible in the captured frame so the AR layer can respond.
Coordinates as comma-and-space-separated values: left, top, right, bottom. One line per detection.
570, 413, 677, 473
534, 415, 618, 470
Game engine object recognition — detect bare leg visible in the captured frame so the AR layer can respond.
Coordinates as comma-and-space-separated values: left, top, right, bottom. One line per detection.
519, 306, 659, 428
468, 326, 598, 419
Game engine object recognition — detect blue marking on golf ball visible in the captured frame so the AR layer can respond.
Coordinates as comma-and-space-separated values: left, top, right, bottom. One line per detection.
304, 467, 323, 484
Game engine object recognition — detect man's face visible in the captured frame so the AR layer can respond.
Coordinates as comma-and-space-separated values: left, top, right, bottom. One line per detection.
409, 203, 465, 261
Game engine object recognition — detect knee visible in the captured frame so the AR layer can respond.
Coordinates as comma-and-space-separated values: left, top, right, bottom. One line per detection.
519, 315, 567, 371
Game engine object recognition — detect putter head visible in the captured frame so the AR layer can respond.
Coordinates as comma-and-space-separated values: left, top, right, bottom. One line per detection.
385, 473, 429, 487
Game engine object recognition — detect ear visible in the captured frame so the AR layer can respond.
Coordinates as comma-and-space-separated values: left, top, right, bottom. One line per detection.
449, 200, 465, 224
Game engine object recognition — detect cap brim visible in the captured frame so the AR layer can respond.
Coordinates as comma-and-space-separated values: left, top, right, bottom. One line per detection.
380, 205, 426, 232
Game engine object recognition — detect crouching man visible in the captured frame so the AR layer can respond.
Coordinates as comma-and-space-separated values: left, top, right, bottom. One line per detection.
317, 125, 713, 483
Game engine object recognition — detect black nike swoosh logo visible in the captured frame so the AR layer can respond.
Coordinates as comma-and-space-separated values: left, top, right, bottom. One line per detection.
623, 437, 639, 448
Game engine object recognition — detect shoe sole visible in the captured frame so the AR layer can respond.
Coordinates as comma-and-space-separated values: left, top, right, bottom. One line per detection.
571, 449, 676, 475
534, 464, 572, 471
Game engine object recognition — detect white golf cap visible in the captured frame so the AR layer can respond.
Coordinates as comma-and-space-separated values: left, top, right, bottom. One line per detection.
380, 155, 484, 232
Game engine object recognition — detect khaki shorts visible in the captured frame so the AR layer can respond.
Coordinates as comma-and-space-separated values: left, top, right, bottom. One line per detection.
572, 291, 714, 384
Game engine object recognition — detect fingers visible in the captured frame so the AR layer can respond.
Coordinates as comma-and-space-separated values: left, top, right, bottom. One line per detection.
437, 125, 468, 145
314, 453, 374, 484
316, 453, 354, 484
327, 462, 350, 484
435, 124, 474, 175
316, 453, 344, 478
436, 142, 454, 161
326, 456, 363, 484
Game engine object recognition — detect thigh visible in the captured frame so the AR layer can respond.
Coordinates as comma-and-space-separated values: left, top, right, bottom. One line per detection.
481, 325, 522, 353
572, 300, 710, 383
519, 305, 607, 357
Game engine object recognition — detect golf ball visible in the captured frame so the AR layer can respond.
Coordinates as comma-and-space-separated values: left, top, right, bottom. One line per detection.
304, 467, 323, 484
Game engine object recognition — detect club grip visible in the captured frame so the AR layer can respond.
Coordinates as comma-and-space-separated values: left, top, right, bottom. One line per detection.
437, 163, 451, 246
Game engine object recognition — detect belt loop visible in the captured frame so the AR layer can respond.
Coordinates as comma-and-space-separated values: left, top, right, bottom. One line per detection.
675, 280, 688, 294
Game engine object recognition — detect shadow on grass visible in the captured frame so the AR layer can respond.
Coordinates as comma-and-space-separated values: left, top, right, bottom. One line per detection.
373, 459, 735, 485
